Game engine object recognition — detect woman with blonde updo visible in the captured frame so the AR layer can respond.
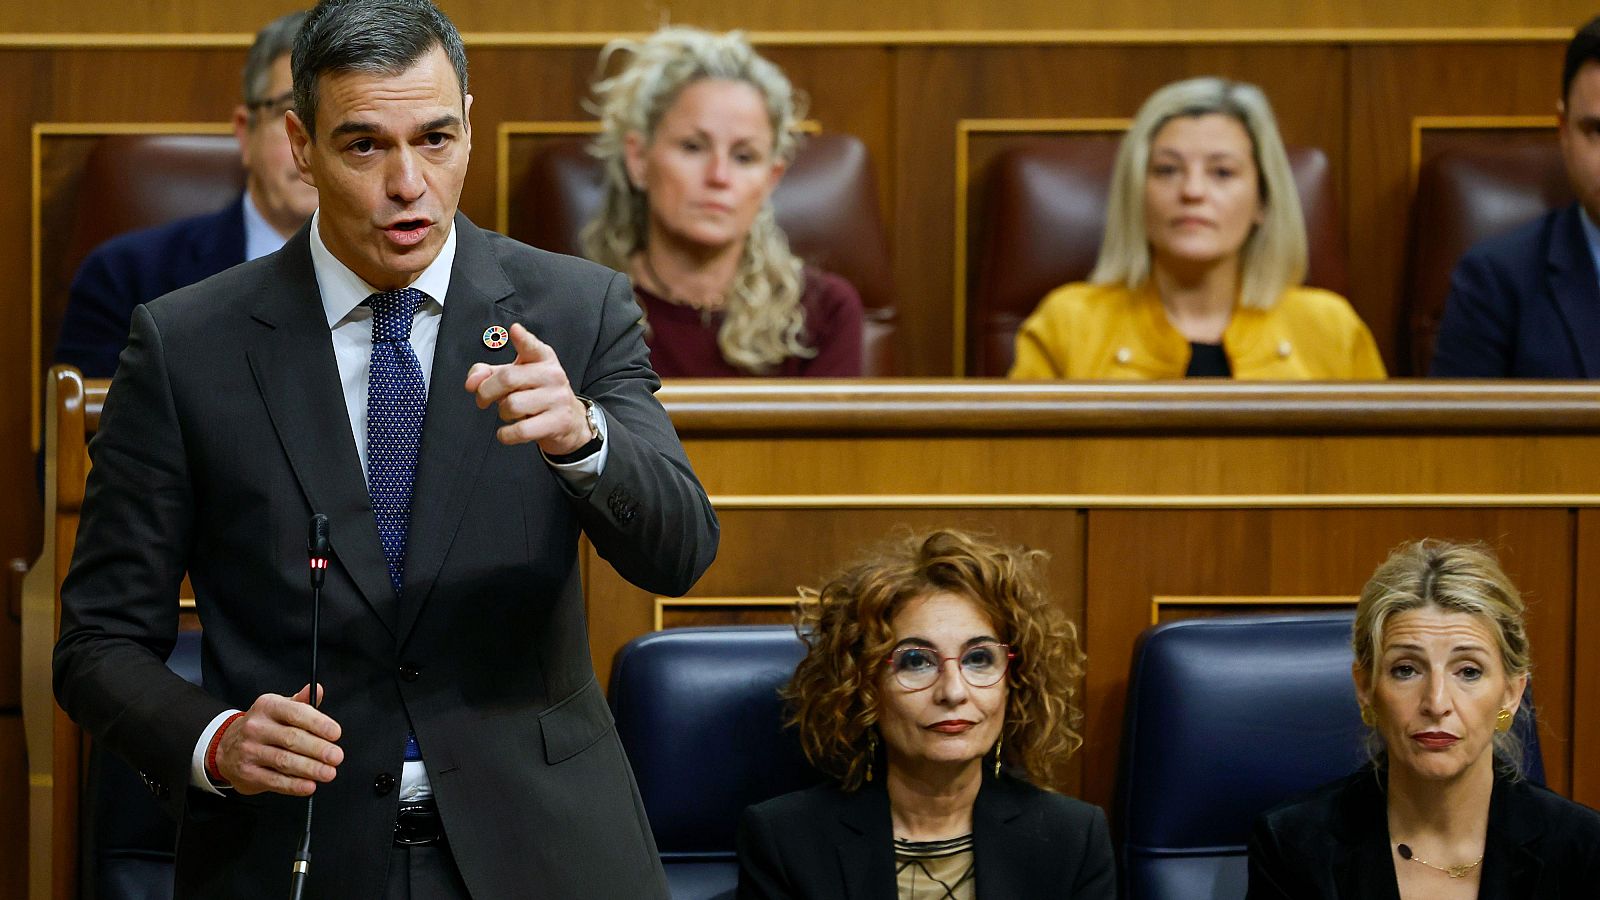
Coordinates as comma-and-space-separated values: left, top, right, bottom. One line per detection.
1248, 540, 1600, 899
584, 27, 864, 377
737, 530, 1113, 899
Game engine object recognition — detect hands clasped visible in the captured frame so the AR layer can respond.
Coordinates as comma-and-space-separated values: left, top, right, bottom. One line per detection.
464, 323, 592, 455
216, 684, 343, 797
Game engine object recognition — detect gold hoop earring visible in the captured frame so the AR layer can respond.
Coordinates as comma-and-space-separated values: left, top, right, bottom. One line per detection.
993, 730, 1003, 777
865, 731, 877, 782
1360, 705, 1375, 727
1495, 708, 1513, 733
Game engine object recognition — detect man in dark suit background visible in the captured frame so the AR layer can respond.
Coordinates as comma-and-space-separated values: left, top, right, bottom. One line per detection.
1431, 16, 1600, 378
54, 10, 319, 378
53, 1, 718, 897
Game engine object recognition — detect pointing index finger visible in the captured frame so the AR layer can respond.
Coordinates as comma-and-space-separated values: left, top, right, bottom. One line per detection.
509, 322, 554, 365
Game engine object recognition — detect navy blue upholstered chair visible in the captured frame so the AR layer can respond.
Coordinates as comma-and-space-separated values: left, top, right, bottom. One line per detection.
1115, 612, 1543, 900
609, 626, 822, 900
81, 628, 202, 900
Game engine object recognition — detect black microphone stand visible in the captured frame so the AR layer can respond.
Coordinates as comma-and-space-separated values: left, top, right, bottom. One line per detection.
290, 514, 330, 900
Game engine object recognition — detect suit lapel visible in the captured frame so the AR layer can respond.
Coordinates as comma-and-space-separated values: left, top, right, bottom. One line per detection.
1546, 204, 1600, 377
972, 775, 1030, 898
834, 782, 897, 900
244, 228, 397, 635
1480, 775, 1546, 896
396, 217, 516, 644
1331, 770, 1403, 900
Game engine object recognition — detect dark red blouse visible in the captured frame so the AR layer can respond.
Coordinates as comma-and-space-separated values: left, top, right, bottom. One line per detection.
633, 267, 865, 378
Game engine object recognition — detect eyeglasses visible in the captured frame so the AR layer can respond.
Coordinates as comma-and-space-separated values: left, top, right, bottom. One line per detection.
247, 90, 295, 120
886, 641, 1014, 692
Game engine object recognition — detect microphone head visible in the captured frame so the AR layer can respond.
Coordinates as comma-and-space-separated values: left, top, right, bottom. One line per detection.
308, 513, 331, 557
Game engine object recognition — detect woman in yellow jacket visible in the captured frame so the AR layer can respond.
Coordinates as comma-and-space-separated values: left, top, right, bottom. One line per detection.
1010, 78, 1385, 380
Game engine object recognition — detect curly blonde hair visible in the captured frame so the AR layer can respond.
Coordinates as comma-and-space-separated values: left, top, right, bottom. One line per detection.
786, 530, 1085, 792
583, 26, 813, 373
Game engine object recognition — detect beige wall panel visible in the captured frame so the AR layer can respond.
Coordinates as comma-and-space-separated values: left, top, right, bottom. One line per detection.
894, 44, 1346, 374
1081, 507, 1574, 811
3, 1, 1595, 35
1347, 42, 1563, 372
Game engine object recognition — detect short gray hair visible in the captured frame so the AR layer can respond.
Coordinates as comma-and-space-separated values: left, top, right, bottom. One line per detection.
1090, 77, 1307, 311
242, 10, 307, 110
291, 0, 468, 139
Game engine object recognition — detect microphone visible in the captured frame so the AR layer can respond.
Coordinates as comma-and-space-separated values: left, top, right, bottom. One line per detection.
290, 514, 330, 900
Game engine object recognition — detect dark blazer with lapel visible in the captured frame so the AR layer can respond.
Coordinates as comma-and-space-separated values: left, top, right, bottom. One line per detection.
736, 771, 1115, 899
1430, 202, 1600, 378
55, 195, 248, 378
1247, 767, 1600, 899
53, 215, 719, 900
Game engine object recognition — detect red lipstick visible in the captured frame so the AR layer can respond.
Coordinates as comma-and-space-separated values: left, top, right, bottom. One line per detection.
1411, 731, 1459, 750
927, 720, 975, 734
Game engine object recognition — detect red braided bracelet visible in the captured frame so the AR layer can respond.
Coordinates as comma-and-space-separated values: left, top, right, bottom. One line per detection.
205, 711, 247, 785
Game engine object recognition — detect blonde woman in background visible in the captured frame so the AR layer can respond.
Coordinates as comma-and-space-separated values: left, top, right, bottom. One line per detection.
1248, 540, 1600, 899
1010, 77, 1384, 380
585, 27, 864, 377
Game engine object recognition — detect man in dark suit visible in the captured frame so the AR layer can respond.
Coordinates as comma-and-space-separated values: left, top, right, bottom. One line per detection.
1431, 16, 1600, 378
54, 10, 319, 378
53, 1, 718, 898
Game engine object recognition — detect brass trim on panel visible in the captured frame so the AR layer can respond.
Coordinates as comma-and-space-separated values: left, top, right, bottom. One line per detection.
30, 122, 234, 449
704, 493, 1600, 509
653, 595, 800, 632
0, 28, 1574, 51
1149, 594, 1357, 626
952, 118, 1131, 375
1407, 115, 1557, 192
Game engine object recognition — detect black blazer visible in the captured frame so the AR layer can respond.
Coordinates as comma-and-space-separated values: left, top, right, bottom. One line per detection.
54, 215, 719, 900
56, 195, 248, 378
736, 771, 1115, 899
1430, 202, 1600, 378
1247, 767, 1600, 899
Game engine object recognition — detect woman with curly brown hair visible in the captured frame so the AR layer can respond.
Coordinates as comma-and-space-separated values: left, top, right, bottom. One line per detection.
736, 530, 1114, 899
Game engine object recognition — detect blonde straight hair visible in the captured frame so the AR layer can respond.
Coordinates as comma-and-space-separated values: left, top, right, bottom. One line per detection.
583, 27, 812, 373
1090, 77, 1308, 311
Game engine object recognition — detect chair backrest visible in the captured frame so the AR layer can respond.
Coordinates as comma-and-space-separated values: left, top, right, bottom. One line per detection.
969, 141, 1347, 376
1405, 143, 1571, 374
80, 631, 201, 900
609, 626, 820, 900
514, 132, 898, 375
44, 135, 243, 370
1115, 612, 1543, 900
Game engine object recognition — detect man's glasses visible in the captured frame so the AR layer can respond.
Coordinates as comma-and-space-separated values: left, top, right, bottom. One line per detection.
247, 90, 295, 120
885, 641, 1014, 692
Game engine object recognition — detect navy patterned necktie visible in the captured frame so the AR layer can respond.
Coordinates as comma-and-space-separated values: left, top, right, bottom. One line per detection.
366, 287, 428, 599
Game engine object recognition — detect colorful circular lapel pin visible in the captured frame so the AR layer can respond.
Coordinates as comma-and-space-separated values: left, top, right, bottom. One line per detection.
482, 325, 509, 349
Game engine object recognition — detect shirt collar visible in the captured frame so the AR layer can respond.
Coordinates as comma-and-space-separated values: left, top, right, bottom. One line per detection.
308, 210, 456, 328
241, 189, 291, 262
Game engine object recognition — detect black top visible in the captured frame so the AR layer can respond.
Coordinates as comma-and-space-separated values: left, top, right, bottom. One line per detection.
737, 770, 1115, 899
1185, 341, 1232, 377
1247, 766, 1600, 899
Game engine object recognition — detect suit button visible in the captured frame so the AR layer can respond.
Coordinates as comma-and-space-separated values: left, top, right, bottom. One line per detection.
398, 665, 421, 682
374, 772, 396, 796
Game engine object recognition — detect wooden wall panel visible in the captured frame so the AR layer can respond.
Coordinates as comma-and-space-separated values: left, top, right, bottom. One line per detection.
1081, 507, 1574, 811
0, 715, 25, 900
1347, 42, 1563, 371
2, 1, 1592, 35
1574, 510, 1600, 809
895, 44, 1347, 374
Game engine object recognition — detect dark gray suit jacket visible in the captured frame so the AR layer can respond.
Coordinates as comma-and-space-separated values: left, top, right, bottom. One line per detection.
54, 215, 719, 900
736, 771, 1115, 899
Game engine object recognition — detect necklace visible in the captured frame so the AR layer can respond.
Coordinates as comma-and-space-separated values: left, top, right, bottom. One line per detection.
1396, 843, 1483, 879
639, 250, 723, 312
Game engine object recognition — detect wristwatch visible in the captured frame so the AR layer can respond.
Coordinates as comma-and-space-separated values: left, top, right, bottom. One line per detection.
545, 396, 603, 463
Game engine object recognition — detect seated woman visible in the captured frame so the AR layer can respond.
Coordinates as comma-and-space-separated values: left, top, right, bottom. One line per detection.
1248, 540, 1600, 898
1009, 77, 1385, 379
584, 27, 864, 377
737, 530, 1114, 899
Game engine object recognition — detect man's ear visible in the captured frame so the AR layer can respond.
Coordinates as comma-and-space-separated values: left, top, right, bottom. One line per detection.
232, 105, 252, 165
285, 109, 315, 186
1559, 97, 1570, 130
462, 93, 473, 151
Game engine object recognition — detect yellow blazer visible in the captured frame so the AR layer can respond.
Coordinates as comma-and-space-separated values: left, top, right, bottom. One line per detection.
1008, 281, 1387, 380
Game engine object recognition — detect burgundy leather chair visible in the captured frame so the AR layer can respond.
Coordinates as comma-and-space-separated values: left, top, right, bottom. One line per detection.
44, 134, 244, 368
515, 133, 897, 375
968, 140, 1347, 376
1404, 143, 1570, 375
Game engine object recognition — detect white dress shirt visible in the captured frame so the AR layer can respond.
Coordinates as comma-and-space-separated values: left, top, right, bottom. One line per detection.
191, 212, 608, 799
